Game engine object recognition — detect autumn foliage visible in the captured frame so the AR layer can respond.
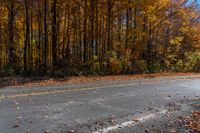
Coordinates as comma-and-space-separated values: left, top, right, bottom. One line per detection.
0, 0, 200, 76
185, 111, 200, 132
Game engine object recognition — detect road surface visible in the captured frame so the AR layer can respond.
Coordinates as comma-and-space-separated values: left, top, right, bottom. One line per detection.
0, 76, 200, 133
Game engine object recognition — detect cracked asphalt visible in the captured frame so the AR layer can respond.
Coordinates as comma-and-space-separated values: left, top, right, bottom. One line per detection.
0, 76, 200, 133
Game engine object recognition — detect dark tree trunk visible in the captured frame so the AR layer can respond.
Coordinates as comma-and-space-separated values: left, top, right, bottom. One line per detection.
90, 0, 94, 59
107, 0, 112, 51
125, 0, 131, 49
52, 0, 57, 67
37, 0, 42, 69
147, 23, 152, 73
83, 0, 87, 63
44, 0, 48, 70
24, 0, 30, 72
62, 4, 67, 59
95, 0, 99, 57
8, 0, 14, 67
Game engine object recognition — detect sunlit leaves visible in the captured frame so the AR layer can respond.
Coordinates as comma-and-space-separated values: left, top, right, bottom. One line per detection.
170, 37, 184, 46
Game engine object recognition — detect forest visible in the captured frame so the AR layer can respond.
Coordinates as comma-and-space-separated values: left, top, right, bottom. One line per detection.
0, 0, 200, 76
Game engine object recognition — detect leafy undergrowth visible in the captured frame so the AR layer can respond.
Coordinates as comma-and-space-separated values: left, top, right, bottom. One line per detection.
0, 72, 200, 89
185, 111, 200, 132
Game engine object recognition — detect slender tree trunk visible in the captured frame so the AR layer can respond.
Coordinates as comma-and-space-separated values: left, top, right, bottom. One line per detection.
83, 0, 87, 63
118, 12, 122, 45
90, 0, 94, 59
62, 3, 67, 59
78, 7, 82, 63
147, 23, 152, 73
66, 5, 70, 66
37, 0, 41, 69
0, 4, 2, 69
131, 4, 137, 70
44, 0, 48, 70
52, 0, 57, 67
162, 27, 170, 70
95, 0, 99, 56
107, 0, 112, 51
8, 0, 14, 67
30, 4, 33, 69
125, 0, 131, 49
24, 0, 30, 72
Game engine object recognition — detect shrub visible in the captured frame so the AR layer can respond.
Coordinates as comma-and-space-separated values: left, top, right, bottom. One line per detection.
105, 51, 123, 74
173, 60, 184, 72
109, 57, 123, 74
134, 59, 148, 73
92, 62, 100, 74
3, 65, 16, 76
149, 63, 161, 73
183, 52, 200, 72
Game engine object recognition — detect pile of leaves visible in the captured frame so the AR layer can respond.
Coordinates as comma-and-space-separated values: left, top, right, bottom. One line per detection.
184, 111, 200, 132
1, 73, 200, 89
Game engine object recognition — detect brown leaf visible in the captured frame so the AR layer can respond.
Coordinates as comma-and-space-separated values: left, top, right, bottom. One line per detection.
132, 118, 140, 123
13, 125, 19, 128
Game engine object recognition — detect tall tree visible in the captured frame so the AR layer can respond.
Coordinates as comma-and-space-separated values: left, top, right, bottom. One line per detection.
0, 0, 200, 75
44, 0, 48, 70
8, 0, 14, 67
52, 0, 57, 66
24, 0, 30, 72
107, 0, 112, 51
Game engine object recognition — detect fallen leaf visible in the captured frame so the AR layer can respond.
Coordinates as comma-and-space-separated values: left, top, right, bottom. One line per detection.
44, 129, 50, 133
68, 129, 75, 133
17, 116, 22, 120
132, 118, 140, 123
170, 129, 176, 133
13, 125, 19, 128
44, 115, 48, 118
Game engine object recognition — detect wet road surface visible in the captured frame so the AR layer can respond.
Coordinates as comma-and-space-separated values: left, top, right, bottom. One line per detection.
0, 76, 200, 133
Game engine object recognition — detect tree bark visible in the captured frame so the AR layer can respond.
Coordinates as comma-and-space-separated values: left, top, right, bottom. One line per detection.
107, 0, 112, 51
44, 0, 48, 70
8, 0, 14, 67
52, 0, 57, 67
83, 0, 87, 63
24, 0, 30, 72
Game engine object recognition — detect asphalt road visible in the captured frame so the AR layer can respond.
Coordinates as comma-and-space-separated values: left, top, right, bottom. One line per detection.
0, 76, 200, 133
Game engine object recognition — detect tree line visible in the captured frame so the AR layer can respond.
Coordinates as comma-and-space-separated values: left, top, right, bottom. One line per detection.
0, 0, 200, 76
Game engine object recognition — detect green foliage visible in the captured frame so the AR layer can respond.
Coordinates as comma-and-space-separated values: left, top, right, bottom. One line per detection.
91, 56, 100, 74
183, 52, 200, 72
134, 60, 148, 73
174, 60, 184, 72
92, 62, 100, 74
3, 65, 16, 76
168, 52, 200, 72
170, 36, 184, 46
149, 63, 161, 73
165, 53, 177, 70
0, 0, 200, 76
105, 51, 123, 74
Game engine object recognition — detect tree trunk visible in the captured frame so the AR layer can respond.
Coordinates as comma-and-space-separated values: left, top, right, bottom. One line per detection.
37, 0, 42, 69
95, 0, 99, 57
83, 0, 87, 63
24, 0, 30, 72
90, 0, 94, 59
52, 0, 57, 67
107, 0, 112, 51
44, 0, 48, 70
8, 0, 14, 67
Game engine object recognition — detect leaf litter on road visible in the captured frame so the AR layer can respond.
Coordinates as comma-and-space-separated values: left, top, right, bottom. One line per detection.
184, 111, 200, 132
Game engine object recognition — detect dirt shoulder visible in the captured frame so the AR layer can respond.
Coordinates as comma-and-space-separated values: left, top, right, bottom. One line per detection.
0, 72, 200, 89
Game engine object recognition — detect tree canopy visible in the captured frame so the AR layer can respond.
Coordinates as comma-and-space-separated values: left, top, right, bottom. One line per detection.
0, 0, 200, 76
